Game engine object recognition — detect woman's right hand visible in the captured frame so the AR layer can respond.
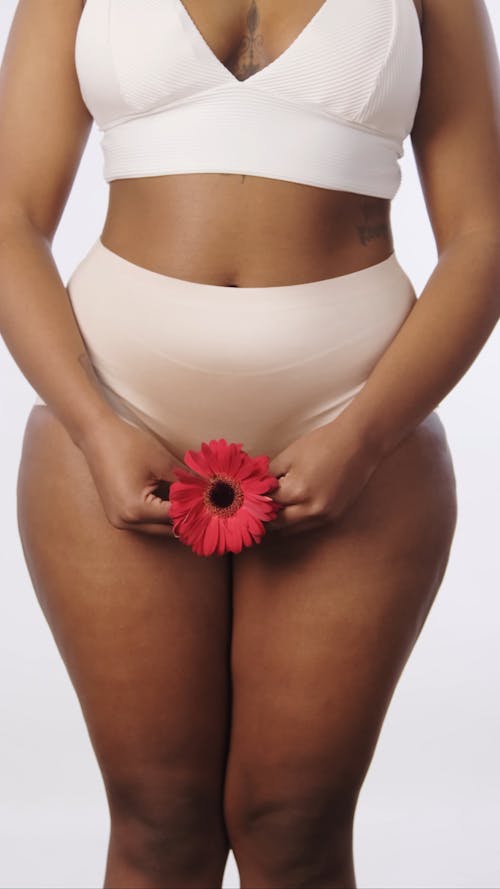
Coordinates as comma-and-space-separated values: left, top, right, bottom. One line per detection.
77, 411, 191, 538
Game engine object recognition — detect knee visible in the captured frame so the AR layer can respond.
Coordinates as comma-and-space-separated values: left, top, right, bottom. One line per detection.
227, 786, 355, 886
106, 769, 224, 875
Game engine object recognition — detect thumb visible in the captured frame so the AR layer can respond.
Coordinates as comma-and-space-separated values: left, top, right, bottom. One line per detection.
149, 449, 198, 494
268, 450, 291, 480
138, 452, 198, 524
269, 471, 296, 507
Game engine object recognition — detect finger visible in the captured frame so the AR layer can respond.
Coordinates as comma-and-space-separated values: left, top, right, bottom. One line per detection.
269, 475, 310, 509
268, 487, 296, 510
131, 493, 175, 525
266, 501, 332, 535
149, 478, 173, 500
268, 453, 292, 478
266, 502, 308, 530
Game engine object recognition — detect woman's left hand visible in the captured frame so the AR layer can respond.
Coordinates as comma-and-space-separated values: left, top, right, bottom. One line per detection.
266, 411, 382, 537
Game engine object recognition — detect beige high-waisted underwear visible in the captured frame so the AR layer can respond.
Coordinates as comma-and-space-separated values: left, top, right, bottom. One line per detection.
34, 238, 417, 461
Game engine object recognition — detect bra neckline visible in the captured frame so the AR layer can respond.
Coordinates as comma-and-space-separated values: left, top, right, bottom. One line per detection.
173, 0, 331, 85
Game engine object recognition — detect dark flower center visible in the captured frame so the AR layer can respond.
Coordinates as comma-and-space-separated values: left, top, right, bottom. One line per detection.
209, 480, 235, 508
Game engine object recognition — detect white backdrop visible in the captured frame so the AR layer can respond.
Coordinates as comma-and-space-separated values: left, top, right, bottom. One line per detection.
1, 2, 499, 888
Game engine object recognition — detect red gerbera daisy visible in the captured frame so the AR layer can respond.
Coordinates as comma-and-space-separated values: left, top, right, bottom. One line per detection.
169, 438, 282, 557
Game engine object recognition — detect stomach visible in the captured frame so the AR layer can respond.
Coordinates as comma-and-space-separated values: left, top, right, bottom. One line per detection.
100, 173, 395, 287
55, 174, 408, 460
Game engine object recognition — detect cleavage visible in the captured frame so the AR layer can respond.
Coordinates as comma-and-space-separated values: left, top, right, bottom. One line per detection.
179, 0, 328, 82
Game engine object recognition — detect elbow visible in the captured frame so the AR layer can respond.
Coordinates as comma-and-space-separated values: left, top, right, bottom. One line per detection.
435, 216, 500, 257
436, 227, 500, 275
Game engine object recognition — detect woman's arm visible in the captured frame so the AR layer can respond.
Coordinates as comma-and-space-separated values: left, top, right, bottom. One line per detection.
0, 0, 116, 447
338, 0, 500, 460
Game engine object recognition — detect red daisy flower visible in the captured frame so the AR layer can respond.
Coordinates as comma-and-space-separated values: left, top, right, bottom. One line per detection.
169, 438, 282, 557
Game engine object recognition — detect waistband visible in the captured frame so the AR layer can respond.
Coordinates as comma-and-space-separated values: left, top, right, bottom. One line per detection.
78, 237, 409, 309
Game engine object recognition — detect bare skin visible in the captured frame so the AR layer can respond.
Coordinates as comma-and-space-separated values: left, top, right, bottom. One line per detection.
98, 0, 402, 285
7, 0, 500, 886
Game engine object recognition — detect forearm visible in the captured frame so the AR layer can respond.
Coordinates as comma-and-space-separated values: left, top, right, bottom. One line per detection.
340, 231, 500, 459
0, 214, 116, 446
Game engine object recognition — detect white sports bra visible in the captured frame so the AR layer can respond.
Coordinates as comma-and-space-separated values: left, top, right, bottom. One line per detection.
75, 0, 423, 198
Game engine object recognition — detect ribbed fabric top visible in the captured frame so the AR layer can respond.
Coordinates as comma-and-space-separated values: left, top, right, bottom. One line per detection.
75, 0, 423, 198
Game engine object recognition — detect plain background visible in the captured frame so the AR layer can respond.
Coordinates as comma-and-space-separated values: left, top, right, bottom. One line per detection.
1, 2, 499, 887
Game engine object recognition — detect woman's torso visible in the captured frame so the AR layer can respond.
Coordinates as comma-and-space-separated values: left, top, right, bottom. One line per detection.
99, 0, 423, 287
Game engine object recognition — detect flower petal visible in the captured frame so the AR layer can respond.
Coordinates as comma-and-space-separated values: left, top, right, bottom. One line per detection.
242, 476, 279, 495
201, 514, 220, 556
201, 439, 226, 475
172, 468, 206, 487
215, 440, 232, 474
225, 519, 244, 554
227, 443, 246, 476
183, 448, 212, 477
237, 453, 270, 480
216, 520, 229, 556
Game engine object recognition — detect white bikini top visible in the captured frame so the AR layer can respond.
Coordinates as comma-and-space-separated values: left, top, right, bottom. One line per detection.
75, 0, 423, 199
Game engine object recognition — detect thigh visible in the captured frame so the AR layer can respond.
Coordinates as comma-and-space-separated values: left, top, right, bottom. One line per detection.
16, 405, 232, 817
224, 412, 457, 827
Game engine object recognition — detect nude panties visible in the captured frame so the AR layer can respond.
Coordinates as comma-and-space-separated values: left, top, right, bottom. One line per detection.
33, 238, 417, 461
